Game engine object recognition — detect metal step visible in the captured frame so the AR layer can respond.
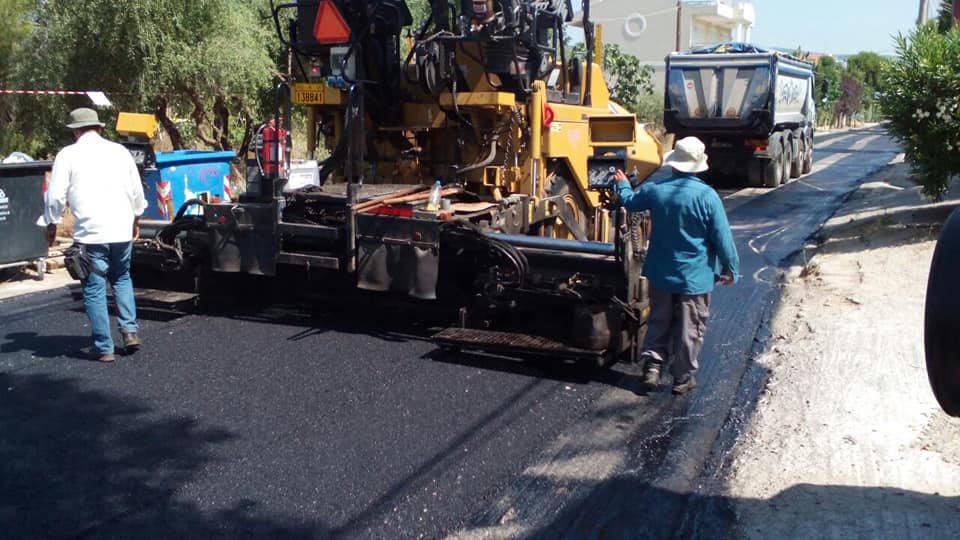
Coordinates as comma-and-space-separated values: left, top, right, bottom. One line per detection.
72, 288, 198, 310
276, 251, 340, 270
432, 327, 603, 360
278, 222, 340, 240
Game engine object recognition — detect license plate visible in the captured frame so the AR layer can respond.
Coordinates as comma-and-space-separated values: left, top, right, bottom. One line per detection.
293, 83, 325, 105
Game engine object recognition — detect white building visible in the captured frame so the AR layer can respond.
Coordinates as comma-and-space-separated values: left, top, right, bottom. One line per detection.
586, 0, 756, 91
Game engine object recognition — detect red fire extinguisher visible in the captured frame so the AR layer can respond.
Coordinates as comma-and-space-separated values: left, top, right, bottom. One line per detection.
259, 118, 286, 176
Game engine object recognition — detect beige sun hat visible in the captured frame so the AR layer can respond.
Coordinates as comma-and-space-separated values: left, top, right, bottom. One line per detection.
65, 107, 105, 129
663, 136, 709, 174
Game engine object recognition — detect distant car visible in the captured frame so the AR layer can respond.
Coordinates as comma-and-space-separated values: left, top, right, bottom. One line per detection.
925, 208, 960, 416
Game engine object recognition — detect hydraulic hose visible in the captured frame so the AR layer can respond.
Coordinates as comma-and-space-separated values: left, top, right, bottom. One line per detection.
456, 136, 499, 176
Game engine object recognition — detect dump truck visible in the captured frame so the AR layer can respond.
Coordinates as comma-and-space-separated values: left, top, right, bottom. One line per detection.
664, 43, 816, 187
130, 0, 662, 366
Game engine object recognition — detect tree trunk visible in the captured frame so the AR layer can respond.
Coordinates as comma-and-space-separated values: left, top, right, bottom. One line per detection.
235, 99, 256, 159
213, 94, 230, 150
155, 97, 184, 150
185, 87, 219, 149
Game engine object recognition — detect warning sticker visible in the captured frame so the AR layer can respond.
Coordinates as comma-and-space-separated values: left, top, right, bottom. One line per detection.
0, 188, 9, 223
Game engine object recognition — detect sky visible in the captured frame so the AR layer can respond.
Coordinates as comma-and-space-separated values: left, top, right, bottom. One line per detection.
749, 0, 924, 56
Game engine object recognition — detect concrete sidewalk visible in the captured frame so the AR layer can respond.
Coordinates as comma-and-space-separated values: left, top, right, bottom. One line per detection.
726, 160, 960, 539
0, 239, 75, 301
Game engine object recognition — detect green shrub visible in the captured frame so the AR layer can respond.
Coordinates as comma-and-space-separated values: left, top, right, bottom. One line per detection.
634, 91, 664, 128
882, 24, 960, 200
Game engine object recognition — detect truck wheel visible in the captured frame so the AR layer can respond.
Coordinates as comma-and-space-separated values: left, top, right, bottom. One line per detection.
802, 135, 814, 174
780, 141, 792, 184
764, 147, 783, 188
925, 209, 960, 416
790, 136, 802, 179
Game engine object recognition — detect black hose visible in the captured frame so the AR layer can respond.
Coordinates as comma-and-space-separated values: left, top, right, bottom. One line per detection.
173, 198, 205, 221
441, 220, 529, 287
450, 76, 473, 127
151, 198, 207, 250
456, 136, 498, 176
402, 12, 435, 85
317, 85, 363, 184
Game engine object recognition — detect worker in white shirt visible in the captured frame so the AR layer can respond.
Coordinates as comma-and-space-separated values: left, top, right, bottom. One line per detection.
39, 108, 147, 362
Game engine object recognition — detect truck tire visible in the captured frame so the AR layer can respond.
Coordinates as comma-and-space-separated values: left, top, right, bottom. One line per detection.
925, 208, 960, 416
780, 140, 792, 184
789, 134, 802, 179
764, 141, 784, 188
802, 134, 814, 174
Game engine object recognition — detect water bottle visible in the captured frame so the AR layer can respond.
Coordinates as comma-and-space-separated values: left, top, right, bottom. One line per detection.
426, 180, 442, 212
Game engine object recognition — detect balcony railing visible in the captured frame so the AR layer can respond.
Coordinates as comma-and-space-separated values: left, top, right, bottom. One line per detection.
682, 0, 756, 25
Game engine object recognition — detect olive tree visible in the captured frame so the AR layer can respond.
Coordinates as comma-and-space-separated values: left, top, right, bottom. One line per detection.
572, 42, 654, 111
10, 0, 281, 156
0, 0, 37, 154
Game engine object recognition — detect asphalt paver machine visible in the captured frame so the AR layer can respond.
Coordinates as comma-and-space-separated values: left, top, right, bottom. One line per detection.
133, 0, 663, 366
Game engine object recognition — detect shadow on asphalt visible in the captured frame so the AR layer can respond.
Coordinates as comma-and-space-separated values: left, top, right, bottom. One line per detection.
6, 368, 952, 538
0, 371, 326, 539
426, 346, 648, 391
2, 331, 160, 361
1, 331, 91, 359
524, 478, 960, 539
198, 290, 648, 389
203, 298, 441, 346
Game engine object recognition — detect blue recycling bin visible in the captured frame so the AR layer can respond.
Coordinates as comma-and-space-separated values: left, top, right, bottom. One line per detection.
142, 150, 236, 220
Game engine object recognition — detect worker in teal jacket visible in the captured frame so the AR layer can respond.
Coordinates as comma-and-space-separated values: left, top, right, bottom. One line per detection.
614, 136, 740, 395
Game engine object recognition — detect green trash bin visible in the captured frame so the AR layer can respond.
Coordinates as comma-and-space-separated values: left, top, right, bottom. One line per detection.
0, 161, 52, 276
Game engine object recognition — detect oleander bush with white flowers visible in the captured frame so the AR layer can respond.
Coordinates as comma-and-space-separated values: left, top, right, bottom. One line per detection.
882, 24, 960, 200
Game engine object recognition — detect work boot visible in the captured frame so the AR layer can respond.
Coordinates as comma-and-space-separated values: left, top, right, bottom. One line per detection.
121, 332, 142, 353
81, 347, 115, 363
672, 374, 697, 395
642, 363, 662, 390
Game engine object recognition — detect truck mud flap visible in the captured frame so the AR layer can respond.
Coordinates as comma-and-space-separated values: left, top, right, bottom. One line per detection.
205, 203, 277, 275
356, 214, 439, 300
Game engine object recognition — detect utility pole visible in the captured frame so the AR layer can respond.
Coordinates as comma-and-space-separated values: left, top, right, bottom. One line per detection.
675, 0, 682, 52
918, 0, 930, 26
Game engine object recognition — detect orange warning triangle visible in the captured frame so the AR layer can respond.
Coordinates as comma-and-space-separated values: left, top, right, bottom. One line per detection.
313, 0, 351, 45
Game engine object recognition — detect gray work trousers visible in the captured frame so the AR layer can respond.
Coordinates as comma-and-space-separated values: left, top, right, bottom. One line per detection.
640, 287, 711, 379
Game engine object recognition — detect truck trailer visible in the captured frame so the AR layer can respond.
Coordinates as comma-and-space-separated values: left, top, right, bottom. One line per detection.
664, 44, 816, 187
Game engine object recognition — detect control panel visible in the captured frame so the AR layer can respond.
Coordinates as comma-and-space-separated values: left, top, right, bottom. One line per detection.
587, 156, 627, 190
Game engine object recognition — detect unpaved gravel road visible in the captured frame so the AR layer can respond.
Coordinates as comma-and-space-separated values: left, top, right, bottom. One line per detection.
727, 160, 960, 539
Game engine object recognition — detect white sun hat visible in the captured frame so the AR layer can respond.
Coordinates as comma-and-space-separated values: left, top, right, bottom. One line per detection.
663, 136, 709, 174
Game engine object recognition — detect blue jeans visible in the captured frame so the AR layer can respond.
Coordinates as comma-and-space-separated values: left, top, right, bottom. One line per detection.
82, 242, 139, 354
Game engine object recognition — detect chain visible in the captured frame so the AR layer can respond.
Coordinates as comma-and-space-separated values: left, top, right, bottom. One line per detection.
501, 106, 529, 173
502, 109, 515, 172
629, 212, 645, 258
512, 107, 526, 154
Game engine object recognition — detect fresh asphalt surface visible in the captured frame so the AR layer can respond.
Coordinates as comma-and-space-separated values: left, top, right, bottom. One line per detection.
0, 127, 900, 538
